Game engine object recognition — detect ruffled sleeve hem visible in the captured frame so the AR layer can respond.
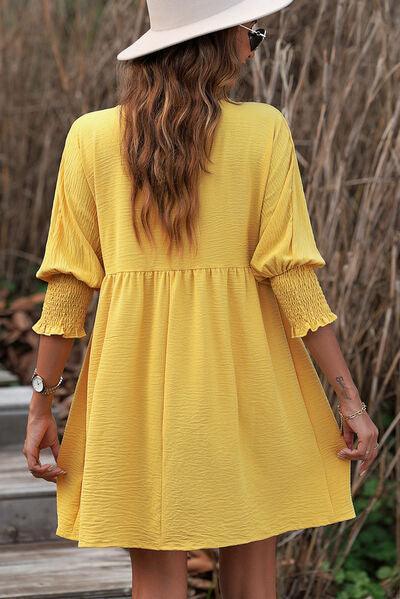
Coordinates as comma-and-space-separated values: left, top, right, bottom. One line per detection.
269, 264, 338, 339
289, 311, 338, 339
31, 273, 94, 339
32, 319, 87, 339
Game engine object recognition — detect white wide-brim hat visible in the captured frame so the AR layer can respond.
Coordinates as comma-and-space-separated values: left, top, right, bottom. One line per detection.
117, 0, 294, 61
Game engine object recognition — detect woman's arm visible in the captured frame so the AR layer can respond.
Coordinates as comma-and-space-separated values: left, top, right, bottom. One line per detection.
25, 117, 104, 481
302, 323, 359, 405
302, 322, 380, 476
23, 334, 74, 482
30, 335, 73, 415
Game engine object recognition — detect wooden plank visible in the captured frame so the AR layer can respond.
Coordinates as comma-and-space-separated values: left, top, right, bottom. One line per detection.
0, 444, 56, 499
0, 386, 33, 446
0, 386, 31, 410
0, 366, 18, 387
0, 540, 132, 598
0, 444, 58, 543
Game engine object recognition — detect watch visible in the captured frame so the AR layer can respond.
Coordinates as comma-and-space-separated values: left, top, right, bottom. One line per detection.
31, 368, 64, 395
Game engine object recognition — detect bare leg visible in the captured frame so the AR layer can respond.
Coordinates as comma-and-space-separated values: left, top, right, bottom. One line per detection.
218, 536, 278, 599
128, 548, 188, 599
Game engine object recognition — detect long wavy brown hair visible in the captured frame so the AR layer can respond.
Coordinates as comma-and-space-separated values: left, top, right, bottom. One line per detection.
116, 25, 241, 256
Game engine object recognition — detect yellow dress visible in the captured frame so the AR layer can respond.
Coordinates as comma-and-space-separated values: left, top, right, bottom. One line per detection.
32, 99, 356, 550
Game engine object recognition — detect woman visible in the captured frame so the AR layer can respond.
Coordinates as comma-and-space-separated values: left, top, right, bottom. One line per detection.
25, 1, 379, 598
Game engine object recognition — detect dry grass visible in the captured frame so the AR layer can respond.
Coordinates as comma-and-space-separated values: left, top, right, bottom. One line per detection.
1, 0, 399, 596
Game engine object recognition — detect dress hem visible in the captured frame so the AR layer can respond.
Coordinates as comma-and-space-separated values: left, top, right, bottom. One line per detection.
55, 509, 357, 551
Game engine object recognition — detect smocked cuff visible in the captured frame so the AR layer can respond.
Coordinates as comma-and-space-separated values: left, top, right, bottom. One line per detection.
32, 273, 94, 338
270, 265, 338, 338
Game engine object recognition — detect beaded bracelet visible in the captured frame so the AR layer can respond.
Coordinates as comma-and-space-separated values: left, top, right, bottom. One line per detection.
338, 401, 367, 434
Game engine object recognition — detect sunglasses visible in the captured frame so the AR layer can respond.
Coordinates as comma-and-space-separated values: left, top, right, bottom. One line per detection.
239, 23, 267, 52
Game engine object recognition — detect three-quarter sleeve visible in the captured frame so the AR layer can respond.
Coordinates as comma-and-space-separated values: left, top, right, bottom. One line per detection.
32, 118, 105, 338
250, 112, 337, 338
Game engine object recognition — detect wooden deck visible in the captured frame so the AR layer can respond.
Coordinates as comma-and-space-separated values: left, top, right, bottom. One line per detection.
0, 540, 132, 598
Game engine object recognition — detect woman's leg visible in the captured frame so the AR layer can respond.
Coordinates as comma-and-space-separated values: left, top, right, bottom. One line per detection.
128, 548, 188, 599
218, 536, 278, 599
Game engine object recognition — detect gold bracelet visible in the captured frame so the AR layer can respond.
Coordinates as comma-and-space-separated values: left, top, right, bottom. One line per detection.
338, 401, 367, 434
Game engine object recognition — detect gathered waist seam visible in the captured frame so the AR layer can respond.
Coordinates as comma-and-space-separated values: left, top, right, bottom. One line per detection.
104, 266, 254, 276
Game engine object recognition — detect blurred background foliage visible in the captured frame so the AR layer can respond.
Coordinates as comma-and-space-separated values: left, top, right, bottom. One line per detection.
0, 0, 399, 597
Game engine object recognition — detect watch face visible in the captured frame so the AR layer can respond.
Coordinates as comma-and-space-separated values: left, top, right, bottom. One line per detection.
32, 375, 44, 393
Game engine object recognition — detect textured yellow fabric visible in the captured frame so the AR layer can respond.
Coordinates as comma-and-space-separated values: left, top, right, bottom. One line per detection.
33, 273, 94, 338
268, 265, 338, 338
32, 100, 356, 550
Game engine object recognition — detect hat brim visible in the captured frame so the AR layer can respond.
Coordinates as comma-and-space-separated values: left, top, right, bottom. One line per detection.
117, 0, 293, 61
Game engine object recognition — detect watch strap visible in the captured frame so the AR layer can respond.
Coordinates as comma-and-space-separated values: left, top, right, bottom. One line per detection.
32, 368, 64, 395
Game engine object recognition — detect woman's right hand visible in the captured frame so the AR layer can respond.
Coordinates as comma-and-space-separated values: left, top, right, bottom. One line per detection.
23, 402, 67, 483
336, 397, 380, 477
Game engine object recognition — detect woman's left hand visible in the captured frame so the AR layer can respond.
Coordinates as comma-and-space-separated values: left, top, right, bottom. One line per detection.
337, 401, 379, 478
